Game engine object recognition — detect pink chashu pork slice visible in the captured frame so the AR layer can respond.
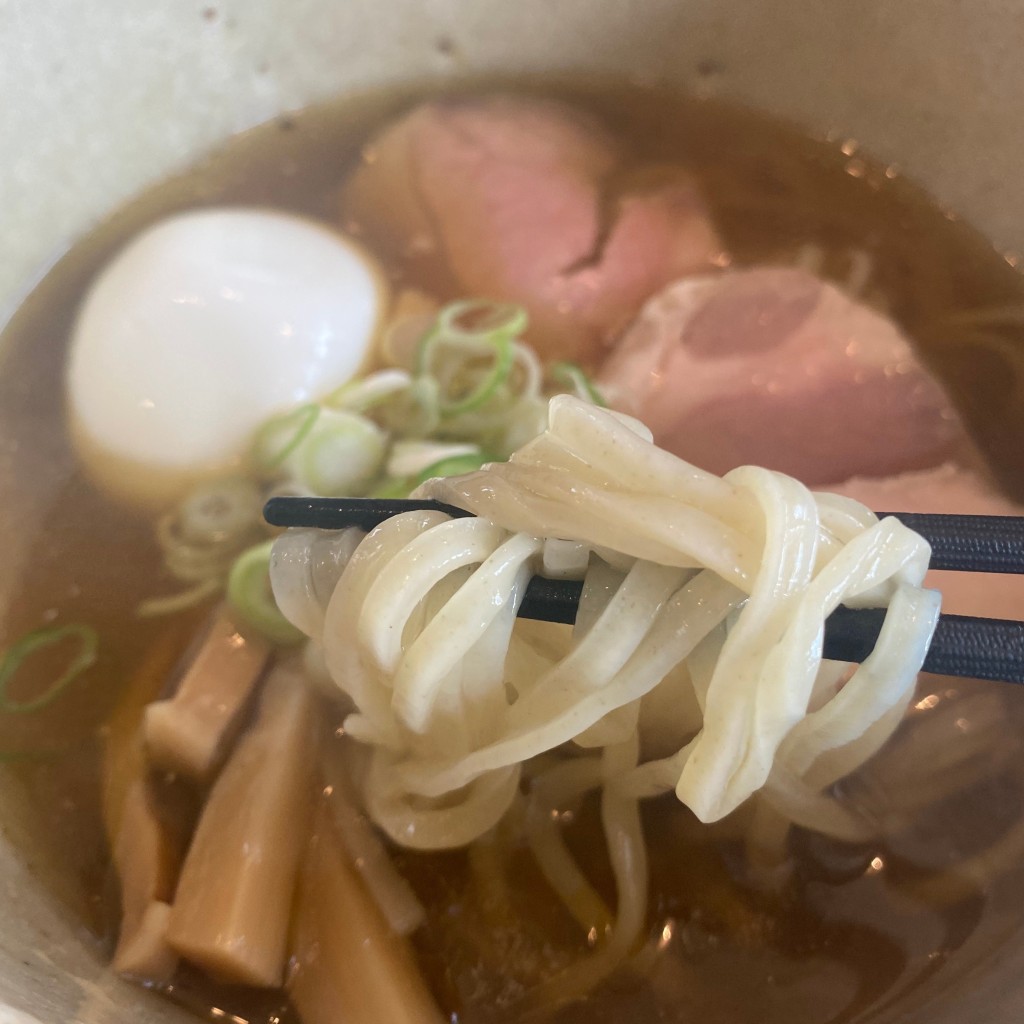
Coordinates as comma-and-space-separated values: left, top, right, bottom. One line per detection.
597, 266, 967, 486
834, 463, 1024, 621
343, 94, 723, 365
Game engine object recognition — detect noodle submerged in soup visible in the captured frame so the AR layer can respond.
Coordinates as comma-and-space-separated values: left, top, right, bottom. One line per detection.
3, 83, 1024, 1024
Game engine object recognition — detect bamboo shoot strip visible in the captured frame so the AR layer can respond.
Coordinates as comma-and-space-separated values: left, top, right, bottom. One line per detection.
288, 798, 445, 1024
167, 663, 317, 986
144, 608, 271, 781
111, 779, 183, 982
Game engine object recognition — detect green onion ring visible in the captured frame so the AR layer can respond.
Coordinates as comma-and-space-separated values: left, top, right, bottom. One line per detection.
250, 403, 321, 473
0, 624, 99, 715
421, 332, 516, 417
435, 299, 529, 345
227, 541, 304, 646
411, 301, 530, 419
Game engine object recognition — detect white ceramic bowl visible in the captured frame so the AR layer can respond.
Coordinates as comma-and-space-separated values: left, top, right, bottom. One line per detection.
2, 2, 1024, 1021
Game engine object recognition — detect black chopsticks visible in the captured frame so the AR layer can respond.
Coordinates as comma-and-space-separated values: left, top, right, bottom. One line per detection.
876, 511, 1024, 574
266, 496, 476, 533
264, 496, 1024, 685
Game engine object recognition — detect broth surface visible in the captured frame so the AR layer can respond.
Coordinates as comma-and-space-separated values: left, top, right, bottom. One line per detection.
2, 80, 1024, 1024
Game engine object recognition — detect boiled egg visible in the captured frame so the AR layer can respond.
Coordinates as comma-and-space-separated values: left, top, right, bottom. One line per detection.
66, 208, 388, 506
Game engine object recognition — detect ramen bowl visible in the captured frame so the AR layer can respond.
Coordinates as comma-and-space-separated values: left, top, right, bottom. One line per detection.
2, 2, 1024, 1022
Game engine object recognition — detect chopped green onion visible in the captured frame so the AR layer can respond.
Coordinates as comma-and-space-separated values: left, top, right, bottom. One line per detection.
227, 541, 304, 646
435, 299, 529, 343
0, 624, 99, 715
175, 477, 264, 545
250, 403, 321, 473
414, 300, 528, 418
419, 331, 516, 417
149, 295, 590, 607
550, 362, 607, 407
389, 376, 441, 437
290, 410, 387, 496
326, 369, 413, 414
415, 452, 490, 484
387, 440, 481, 479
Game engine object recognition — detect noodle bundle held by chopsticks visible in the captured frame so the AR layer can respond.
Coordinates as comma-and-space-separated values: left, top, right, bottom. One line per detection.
270, 394, 939, 1001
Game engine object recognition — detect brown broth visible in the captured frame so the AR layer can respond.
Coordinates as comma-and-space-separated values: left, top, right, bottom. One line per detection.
2, 80, 1024, 1024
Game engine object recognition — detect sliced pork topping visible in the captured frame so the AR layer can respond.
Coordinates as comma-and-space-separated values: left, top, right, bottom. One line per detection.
343, 95, 722, 364
598, 267, 966, 485
834, 462, 1024, 620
